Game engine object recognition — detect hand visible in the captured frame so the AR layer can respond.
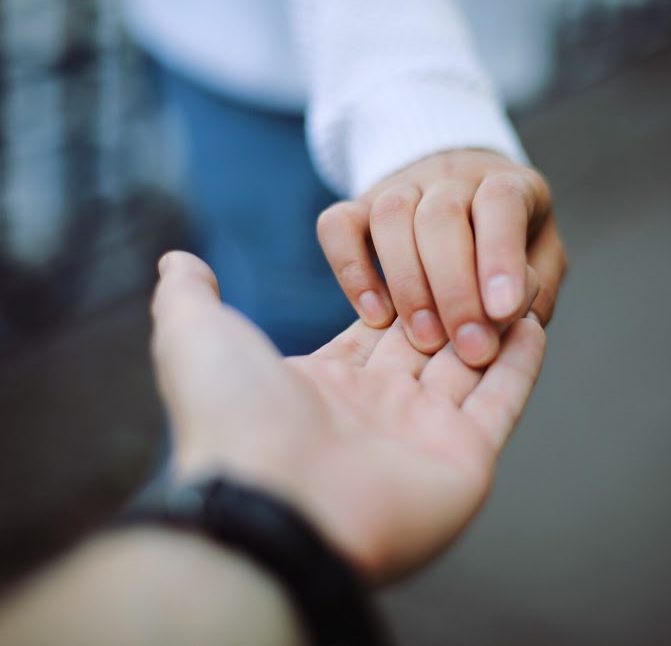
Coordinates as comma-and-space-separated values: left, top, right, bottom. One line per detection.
317, 149, 566, 366
152, 251, 546, 582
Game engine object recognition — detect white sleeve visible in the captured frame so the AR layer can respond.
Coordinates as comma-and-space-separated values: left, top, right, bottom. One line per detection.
290, 0, 528, 197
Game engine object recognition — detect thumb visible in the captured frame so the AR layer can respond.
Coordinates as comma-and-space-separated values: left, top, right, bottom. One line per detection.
151, 251, 281, 418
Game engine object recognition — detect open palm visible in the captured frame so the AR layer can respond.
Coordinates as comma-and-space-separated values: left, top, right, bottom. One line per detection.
152, 252, 545, 581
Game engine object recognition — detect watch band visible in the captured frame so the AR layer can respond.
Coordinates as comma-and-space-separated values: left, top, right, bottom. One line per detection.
119, 476, 390, 646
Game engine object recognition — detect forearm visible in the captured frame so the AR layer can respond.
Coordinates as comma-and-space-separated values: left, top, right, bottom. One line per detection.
0, 528, 306, 646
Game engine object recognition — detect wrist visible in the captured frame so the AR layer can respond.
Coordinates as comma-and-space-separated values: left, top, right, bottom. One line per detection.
174, 431, 375, 578
177, 441, 307, 507
120, 477, 388, 645
174, 427, 339, 539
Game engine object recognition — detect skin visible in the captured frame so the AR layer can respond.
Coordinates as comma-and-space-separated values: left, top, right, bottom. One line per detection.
153, 251, 547, 581
317, 149, 567, 367
0, 251, 547, 645
0, 530, 307, 646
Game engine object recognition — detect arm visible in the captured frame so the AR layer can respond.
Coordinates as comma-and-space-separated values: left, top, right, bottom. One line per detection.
0, 251, 546, 643
0, 529, 306, 646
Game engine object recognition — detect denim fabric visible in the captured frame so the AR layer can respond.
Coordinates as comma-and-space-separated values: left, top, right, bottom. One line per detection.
156, 65, 356, 356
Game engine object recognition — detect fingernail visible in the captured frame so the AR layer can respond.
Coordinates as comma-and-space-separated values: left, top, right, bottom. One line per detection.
410, 309, 445, 349
455, 322, 497, 366
486, 274, 520, 319
359, 290, 389, 325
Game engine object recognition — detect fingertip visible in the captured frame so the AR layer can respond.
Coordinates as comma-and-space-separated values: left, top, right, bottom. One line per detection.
508, 315, 547, 361
358, 290, 395, 328
157, 251, 220, 292
152, 252, 222, 327
506, 315, 547, 355
158, 250, 207, 277
454, 322, 500, 368
407, 309, 448, 353
484, 273, 525, 321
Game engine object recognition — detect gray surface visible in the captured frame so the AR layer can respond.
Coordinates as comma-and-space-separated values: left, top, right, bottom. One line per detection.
382, 49, 671, 645
1, 46, 671, 646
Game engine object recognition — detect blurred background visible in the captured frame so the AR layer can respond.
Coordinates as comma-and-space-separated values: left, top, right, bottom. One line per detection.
1, 0, 671, 643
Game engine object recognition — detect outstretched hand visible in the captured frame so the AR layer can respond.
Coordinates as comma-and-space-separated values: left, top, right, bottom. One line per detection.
152, 251, 545, 582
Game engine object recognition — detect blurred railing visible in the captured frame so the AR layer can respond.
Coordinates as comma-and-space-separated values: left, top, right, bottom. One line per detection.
0, 0, 187, 348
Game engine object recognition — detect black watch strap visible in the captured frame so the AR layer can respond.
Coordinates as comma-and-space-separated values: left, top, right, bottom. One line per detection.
119, 476, 390, 646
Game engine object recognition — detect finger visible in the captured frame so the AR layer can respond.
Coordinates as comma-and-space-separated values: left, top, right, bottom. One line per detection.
419, 342, 482, 406
527, 215, 567, 326
414, 180, 499, 367
152, 251, 222, 337
472, 172, 539, 322
370, 185, 448, 354
152, 251, 227, 412
317, 201, 395, 327
151, 251, 280, 417
420, 265, 539, 406
462, 318, 546, 453
312, 319, 387, 366
366, 317, 430, 378
494, 265, 539, 335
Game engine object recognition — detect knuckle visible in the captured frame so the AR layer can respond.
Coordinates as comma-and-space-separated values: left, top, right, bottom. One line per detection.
334, 338, 369, 366
389, 270, 418, 295
317, 201, 358, 238
522, 167, 548, 194
370, 185, 420, 224
434, 154, 461, 176
336, 257, 369, 290
415, 194, 470, 227
387, 271, 426, 308
477, 173, 529, 205
524, 167, 553, 201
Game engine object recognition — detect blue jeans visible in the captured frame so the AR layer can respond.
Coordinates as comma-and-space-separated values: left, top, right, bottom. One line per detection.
156, 65, 356, 355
